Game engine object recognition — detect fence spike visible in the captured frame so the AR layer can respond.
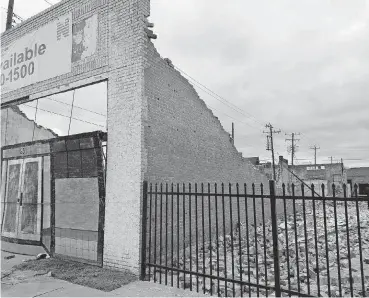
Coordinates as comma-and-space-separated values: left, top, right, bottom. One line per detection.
321, 183, 325, 197
311, 183, 315, 197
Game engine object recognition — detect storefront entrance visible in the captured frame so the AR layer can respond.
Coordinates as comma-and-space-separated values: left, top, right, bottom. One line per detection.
1, 131, 106, 265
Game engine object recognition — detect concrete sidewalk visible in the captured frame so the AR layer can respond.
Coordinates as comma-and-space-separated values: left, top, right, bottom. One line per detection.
111, 281, 208, 297
2, 279, 207, 297
2, 277, 116, 297
1, 251, 208, 297
1, 241, 46, 256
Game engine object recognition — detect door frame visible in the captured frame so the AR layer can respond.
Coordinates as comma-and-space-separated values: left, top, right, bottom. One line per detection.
17, 157, 42, 241
1, 157, 42, 241
1, 159, 23, 239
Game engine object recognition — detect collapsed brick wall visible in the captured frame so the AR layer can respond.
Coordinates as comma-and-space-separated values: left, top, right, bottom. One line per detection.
144, 41, 267, 186
143, 41, 299, 261
1, 106, 57, 146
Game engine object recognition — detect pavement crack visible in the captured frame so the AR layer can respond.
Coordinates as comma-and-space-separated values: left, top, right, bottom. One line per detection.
32, 286, 64, 297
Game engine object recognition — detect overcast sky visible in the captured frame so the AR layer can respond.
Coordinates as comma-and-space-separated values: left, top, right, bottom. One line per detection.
1, 0, 368, 167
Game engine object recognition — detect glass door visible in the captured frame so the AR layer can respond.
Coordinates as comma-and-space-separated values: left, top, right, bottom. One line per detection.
2, 160, 23, 238
18, 157, 42, 241
1, 157, 42, 241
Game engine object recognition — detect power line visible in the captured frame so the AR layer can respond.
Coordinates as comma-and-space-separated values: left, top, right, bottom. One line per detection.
1, 6, 24, 22
174, 66, 362, 162
23, 104, 105, 128
43, 96, 106, 117
185, 78, 263, 131
175, 66, 265, 127
324, 158, 369, 161
174, 67, 328, 154
333, 148, 369, 151
186, 78, 263, 130
207, 103, 262, 131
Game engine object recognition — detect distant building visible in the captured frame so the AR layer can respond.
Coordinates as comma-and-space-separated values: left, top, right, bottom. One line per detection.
347, 167, 369, 196
256, 155, 349, 196
288, 162, 348, 196
244, 157, 260, 166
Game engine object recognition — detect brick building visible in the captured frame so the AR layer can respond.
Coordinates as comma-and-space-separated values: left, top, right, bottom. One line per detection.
257, 156, 349, 196
1, 0, 268, 274
288, 162, 348, 196
347, 167, 369, 196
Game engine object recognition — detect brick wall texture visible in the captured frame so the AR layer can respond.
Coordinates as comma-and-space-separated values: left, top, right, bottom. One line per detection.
143, 41, 268, 186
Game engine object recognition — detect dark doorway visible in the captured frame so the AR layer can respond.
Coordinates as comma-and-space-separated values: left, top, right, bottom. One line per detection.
358, 183, 369, 196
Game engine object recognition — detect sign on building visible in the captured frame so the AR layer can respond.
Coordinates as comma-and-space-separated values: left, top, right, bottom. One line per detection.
1, 14, 72, 93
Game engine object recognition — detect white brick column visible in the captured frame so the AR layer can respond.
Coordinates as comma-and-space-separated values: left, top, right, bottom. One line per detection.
103, 0, 149, 273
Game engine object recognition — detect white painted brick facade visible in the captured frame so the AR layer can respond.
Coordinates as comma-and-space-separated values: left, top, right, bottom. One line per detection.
1, 0, 150, 274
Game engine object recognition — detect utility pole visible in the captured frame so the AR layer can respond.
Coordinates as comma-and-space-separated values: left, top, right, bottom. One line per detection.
341, 158, 344, 175
6, 0, 15, 30
310, 145, 320, 169
328, 156, 334, 164
232, 122, 235, 145
285, 132, 300, 166
264, 123, 281, 181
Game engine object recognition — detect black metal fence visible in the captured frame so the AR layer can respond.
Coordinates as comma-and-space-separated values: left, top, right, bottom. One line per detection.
140, 180, 369, 297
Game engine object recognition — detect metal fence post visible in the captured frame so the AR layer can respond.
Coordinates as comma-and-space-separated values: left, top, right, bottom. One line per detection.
140, 181, 148, 280
269, 180, 281, 297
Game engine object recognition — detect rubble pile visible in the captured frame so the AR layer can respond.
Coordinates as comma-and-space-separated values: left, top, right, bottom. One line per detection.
152, 200, 369, 297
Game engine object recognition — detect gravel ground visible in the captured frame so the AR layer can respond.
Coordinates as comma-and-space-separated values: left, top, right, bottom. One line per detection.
152, 199, 369, 297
